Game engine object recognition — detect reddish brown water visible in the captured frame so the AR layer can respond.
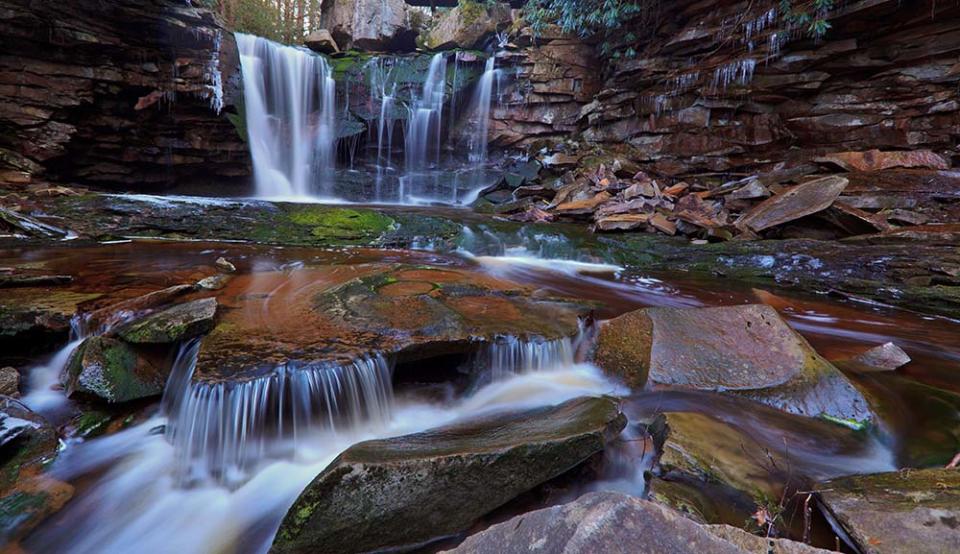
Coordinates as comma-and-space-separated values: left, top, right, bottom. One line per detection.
5, 239, 959, 552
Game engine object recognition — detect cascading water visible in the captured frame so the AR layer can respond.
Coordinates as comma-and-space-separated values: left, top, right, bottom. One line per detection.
236, 33, 336, 199
467, 56, 497, 164
163, 342, 394, 487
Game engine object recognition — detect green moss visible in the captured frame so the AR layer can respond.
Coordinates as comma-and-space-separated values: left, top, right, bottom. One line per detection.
288, 206, 394, 242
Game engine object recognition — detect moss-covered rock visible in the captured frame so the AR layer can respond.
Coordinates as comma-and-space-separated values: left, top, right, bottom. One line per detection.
271, 396, 626, 554
115, 298, 217, 344
62, 336, 169, 403
818, 469, 960, 554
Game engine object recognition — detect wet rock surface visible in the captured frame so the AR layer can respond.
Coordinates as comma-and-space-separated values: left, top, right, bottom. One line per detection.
447, 491, 829, 554
271, 396, 626, 554
115, 297, 216, 344
595, 304, 872, 422
0, 397, 71, 542
196, 263, 588, 383
818, 469, 960, 554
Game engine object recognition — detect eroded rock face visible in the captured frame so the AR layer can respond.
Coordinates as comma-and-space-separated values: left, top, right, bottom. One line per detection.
304, 29, 339, 54
818, 469, 960, 554
196, 264, 588, 383
0, 0, 249, 190
594, 304, 873, 422
272, 396, 626, 554
447, 491, 830, 554
320, 0, 418, 51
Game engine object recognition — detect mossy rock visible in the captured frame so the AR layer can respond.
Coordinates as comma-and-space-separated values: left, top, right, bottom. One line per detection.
818, 469, 960, 554
115, 298, 217, 344
272, 396, 626, 554
62, 336, 170, 403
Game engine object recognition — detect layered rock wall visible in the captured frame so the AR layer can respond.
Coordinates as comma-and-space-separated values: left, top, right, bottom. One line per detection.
494, 0, 960, 176
0, 0, 249, 191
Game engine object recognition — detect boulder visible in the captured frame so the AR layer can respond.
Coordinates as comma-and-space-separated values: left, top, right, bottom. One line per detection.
594, 304, 873, 423
850, 342, 911, 371
321, 0, 418, 51
115, 298, 217, 344
736, 176, 849, 233
446, 491, 830, 554
271, 396, 626, 554
818, 469, 960, 554
425, 2, 512, 50
304, 29, 339, 54
62, 336, 169, 403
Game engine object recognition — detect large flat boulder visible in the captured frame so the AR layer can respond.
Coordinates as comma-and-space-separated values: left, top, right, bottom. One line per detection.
197, 264, 588, 383
320, 0, 418, 51
425, 2, 512, 50
446, 491, 830, 554
818, 469, 960, 554
736, 176, 848, 233
271, 396, 626, 554
594, 304, 873, 423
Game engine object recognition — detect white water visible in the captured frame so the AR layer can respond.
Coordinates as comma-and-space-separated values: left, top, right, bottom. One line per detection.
28, 363, 622, 554
237, 33, 337, 199
467, 56, 497, 164
22, 316, 88, 415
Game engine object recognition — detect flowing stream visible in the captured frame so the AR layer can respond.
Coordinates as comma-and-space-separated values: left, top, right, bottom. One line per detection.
8, 236, 959, 553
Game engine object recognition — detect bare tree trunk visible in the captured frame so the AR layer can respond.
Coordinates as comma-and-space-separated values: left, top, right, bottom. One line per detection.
296, 0, 305, 39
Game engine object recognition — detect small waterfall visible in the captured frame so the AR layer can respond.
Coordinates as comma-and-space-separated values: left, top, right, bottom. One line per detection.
236, 33, 337, 199
163, 343, 394, 487
405, 53, 447, 173
470, 326, 586, 387
467, 56, 498, 164
22, 315, 89, 414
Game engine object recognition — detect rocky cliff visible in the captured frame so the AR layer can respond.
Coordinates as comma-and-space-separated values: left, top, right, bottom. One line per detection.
493, 0, 960, 176
0, 0, 249, 191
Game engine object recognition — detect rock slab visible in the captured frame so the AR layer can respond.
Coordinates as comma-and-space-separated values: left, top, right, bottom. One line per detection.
271, 396, 626, 554
594, 304, 872, 422
818, 469, 960, 554
447, 491, 830, 554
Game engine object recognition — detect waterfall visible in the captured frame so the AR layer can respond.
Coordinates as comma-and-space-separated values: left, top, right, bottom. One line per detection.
470, 326, 586, 387
467, 56, 497, 164
236, 33, 337, 199
162, 342, 394, 487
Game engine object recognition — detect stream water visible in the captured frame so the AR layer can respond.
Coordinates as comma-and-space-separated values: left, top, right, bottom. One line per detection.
5, 235, 959, 553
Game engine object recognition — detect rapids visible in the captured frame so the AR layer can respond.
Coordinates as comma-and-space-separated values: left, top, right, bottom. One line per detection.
6, 235, 960, 553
